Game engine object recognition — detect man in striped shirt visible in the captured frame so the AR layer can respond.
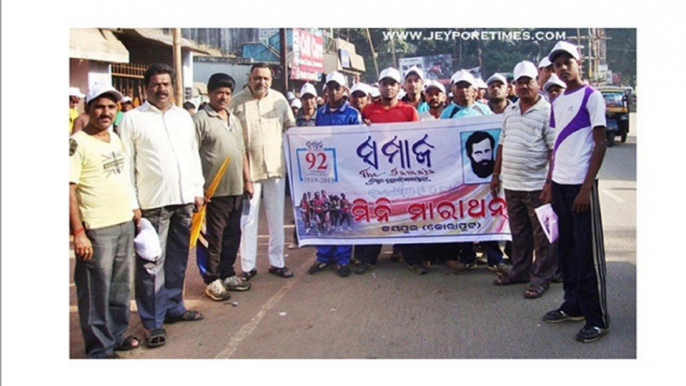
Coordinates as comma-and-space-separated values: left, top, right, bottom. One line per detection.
490, 61, 557, 300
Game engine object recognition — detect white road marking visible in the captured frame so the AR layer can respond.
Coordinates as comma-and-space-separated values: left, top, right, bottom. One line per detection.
214, 259, 309, 359
602, 189, 626, 204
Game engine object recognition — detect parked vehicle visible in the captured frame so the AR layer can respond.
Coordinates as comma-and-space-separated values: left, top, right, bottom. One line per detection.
598, 86, 631, 147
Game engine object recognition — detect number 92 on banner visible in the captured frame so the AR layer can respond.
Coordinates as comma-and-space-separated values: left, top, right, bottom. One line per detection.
295, 148, 338, 184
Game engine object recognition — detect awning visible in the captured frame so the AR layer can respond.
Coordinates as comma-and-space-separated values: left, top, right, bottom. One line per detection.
117, 29, 214, 55
70, 28, 129, 63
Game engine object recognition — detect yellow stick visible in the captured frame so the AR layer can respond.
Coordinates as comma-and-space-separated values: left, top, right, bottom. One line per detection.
190, 157, 231, 248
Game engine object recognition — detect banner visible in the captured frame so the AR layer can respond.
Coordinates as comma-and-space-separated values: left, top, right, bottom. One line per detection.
285, 115, 511, 246
399, 54, 454, 82
291, 29, 324, 81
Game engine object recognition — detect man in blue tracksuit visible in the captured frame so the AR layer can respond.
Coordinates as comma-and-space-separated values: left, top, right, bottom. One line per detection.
307, 71, 361, 278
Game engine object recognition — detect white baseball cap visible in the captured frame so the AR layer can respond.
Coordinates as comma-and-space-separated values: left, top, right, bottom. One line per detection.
369, 86, 381, 98
300, 83, 317, 98
86, 83, 123, 104
379, 67, 402, 83
290, 98, 302, 109
121, 96, 133, 104
539, 56, 552, 69
424, 80, 446, 94
350, 83, 371, 96
486, 73, 507, 86
325, 71, 347, 87
543, 74, 567, 93
475, 78, 488, 89
287, 91, 296, 101
404, 66, 424, 81
450, 70, 476, 87
548, 41, 580, 62
513, 61, 538, 82
69, 87, 85, 98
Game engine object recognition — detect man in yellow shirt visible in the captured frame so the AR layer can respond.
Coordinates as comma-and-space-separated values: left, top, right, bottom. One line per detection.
69, 83, 140, 358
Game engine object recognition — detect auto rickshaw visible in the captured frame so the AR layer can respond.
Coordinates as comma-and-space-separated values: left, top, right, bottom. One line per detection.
598, 86, 631, 147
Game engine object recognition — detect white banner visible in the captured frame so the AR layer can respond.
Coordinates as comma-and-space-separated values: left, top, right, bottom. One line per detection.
284, 115, 511, 246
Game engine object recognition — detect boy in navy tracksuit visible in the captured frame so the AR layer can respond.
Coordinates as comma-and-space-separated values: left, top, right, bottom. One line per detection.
307, 72, 361, 278
541, 41, 610, 343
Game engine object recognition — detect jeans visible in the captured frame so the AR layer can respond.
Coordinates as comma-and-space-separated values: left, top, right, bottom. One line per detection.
204, 195, 242, 284
75, 221, 135, 358
240, 177, 286, 272
135, 204, 193, 330
552, 181, 609, 329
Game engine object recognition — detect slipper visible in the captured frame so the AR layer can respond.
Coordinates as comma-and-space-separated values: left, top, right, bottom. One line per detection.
493, 272, 528, 286
164, 310, 204, 324
242, 269, 257, 281
524, 285, 548, 299
268, 266, 294, 278
114, 335, 140, 351
146, 328, 166, 348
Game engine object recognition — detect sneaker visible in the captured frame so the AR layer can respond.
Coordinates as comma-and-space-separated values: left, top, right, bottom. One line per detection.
542, 309, 585, 323
576, 325, 609, 343
337, 265, 351, 278
408, 263, 428, 275
453, 262, 477, 274
205, 279, 231, 301
488, 263, 508, 274
308, 261, 331, 275
354, 262, 376, 275
223, 275, 251, 291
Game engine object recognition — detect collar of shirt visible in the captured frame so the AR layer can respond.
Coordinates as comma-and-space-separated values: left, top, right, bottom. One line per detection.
320, 101, 351, 115
512, 95, 547, 115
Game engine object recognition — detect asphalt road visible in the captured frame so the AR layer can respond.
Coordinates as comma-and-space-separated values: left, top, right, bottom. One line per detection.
69, 114, 637, 362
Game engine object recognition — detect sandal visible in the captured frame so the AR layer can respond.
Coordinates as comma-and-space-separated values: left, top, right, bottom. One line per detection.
165, 310, 204, 324
268, 266, 294, 278
524, 285, 548, 299
146, 328, 166, 348
114, 335, 140, 351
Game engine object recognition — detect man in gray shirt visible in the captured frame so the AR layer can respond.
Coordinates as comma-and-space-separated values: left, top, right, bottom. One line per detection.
195, 73, 254, 301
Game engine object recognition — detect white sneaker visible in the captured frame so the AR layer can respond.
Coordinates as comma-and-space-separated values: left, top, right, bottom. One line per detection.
223, 275, 251, 291
205, 279, 231, 301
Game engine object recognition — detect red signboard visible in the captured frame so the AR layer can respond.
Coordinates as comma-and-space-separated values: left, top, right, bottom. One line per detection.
291, 29, 324, 81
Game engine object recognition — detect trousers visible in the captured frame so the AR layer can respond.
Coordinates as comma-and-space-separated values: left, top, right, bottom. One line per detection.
552, 181, 609, 329
75, 221, 134, 358
240, 177, 286, 271
135, 204, 193, 330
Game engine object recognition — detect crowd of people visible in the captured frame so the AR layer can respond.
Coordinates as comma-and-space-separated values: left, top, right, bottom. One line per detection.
69, 40, 610, 359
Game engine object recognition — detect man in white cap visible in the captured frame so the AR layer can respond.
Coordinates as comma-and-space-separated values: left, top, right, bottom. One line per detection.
475, 78, 489, 104
369, 85, 381, 103
440, 70, 505, 275
538, 56, 554, 92
356, 67, 425, 275
70, 84, 140, 358
486, 73, 511, 114
349, 82, 371, 113
69, 87, 85, 134
228, 62, 296, 281
490, 60, 557, 300
114, 96, 134, 134
307, 71, 361, 278
290, 98, 302, 117
541, 41, 609, 343
401, 66, 428, 113
543, 74, 566, 102
296, 83, 318, 127
419, 80, 446, 121
441, 70, 493, 119
119, 63, 206, 348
